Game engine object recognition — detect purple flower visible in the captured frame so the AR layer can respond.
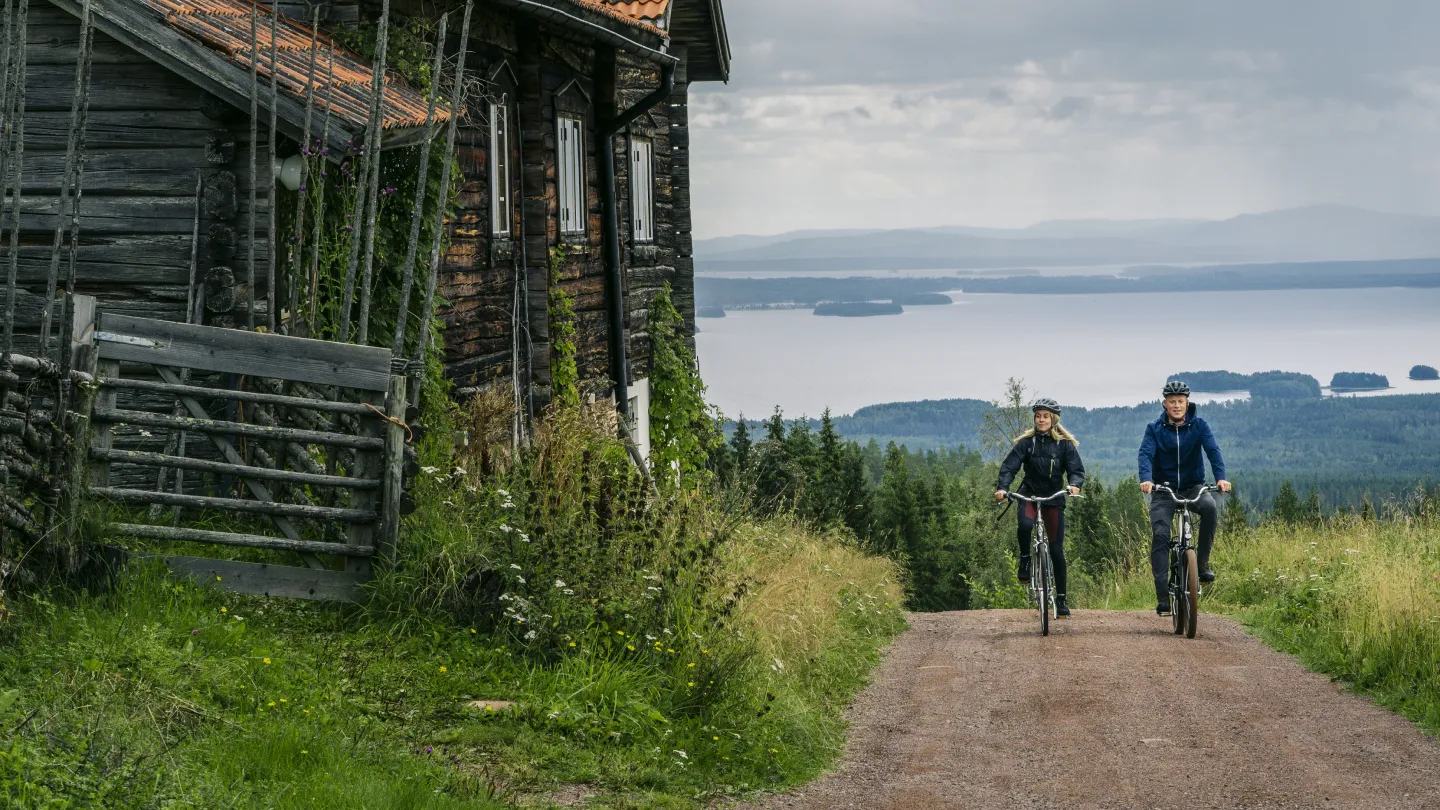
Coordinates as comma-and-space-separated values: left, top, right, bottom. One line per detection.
190, 629, 200, 635
423, 746, 433, 754
298, 184, 307, 191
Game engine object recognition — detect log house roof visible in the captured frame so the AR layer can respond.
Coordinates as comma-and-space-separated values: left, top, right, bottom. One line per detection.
45, 0, 447, 151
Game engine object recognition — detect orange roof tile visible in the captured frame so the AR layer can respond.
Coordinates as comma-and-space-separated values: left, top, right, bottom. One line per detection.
603, 0, 670, 22
136, 0, 448, 132
569, 0, 668, 36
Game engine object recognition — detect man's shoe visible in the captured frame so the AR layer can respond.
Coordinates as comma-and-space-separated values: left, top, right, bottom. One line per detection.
1055, 595, 1071, 618
1199, 567, 1216, 584
1017, 555, 1031, 583
1156, 598, 1171, 616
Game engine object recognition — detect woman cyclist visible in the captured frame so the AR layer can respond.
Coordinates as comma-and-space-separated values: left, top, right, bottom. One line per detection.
994, 399, 1086, 617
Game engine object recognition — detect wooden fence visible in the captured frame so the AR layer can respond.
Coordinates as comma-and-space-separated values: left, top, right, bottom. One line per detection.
86, 312, 411, 602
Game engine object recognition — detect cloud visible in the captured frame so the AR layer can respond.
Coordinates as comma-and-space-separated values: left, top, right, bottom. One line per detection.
688, 0, 1440, 236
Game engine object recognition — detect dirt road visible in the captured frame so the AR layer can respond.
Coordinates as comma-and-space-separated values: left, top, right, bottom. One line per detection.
737, 610, 1440, 810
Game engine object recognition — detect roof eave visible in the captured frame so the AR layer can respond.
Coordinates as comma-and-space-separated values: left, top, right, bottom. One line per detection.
488, 0, 676, 64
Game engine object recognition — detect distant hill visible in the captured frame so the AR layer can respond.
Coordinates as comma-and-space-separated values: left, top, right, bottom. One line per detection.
697, 205, 1440, 273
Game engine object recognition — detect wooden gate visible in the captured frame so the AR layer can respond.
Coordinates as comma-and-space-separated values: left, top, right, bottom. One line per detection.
87, 313, 410, 602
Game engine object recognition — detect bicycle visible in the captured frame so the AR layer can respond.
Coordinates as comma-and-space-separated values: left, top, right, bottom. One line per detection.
1003, 489, 1080, 636
1151, 484, 1220, 640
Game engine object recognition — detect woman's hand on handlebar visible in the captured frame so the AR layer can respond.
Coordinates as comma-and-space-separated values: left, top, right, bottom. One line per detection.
994, 490, 1008, 503
1139, 481, 1154, 494
1068, 485, 1081, 497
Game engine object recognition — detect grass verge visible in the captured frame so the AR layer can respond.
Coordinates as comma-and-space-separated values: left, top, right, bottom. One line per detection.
1076, 515, 1440, 734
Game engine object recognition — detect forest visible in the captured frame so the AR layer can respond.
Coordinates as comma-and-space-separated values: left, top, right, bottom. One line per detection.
744, 392, 1440, 510
708, 404, 1440, 612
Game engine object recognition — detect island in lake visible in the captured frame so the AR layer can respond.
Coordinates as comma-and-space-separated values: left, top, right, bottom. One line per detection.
814, 302, 904, 317
1412, 364, 1440, 381
1329, 371, 1390, 391
697, 305, 727, 319
892, 293, 953, 306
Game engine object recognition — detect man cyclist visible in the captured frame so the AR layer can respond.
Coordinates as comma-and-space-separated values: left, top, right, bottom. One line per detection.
1138, 381, 1232, 616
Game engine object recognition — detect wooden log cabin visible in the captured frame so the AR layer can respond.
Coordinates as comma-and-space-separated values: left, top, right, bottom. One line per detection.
3, 0, 442, 348
3, 0, 731, 456
422, 0, 730, 452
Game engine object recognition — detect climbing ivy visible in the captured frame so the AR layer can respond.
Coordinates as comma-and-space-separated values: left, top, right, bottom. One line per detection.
548, 247, 580, 408
647, 282, 720, 488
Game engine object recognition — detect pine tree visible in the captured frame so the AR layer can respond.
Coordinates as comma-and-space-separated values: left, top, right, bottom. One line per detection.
1221, 492, 1249, 535
1272, 480, 1301, 524
1302, 487, 1323, 524
729, 417, 752, 469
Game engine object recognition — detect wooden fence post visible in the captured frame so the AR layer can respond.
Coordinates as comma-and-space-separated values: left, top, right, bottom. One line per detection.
379, 372, 407, 564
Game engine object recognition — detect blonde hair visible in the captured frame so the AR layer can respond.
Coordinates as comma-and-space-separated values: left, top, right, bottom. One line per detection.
1016, 422, 1079, 446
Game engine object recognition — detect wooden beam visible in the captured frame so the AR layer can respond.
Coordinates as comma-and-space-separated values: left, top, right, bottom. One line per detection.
113, 522, 375, 557
93, 407, 385, 451
95, 313, 392, 391
92, 486, 377, 522
143, 553, 368, 602
92, 447, 380, 490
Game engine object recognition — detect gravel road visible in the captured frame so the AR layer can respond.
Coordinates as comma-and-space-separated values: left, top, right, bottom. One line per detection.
733, 610, 1440, 810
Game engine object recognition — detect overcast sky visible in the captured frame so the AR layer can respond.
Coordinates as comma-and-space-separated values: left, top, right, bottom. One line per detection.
686, 1, 1440, 237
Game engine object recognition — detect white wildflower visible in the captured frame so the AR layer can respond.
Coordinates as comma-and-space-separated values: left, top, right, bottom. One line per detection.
516, 576, 526, 584
422, 466, 439, 474
563, 588, 574, 595
673, 750, 688, 759
554, 579, 567, 588
509, 563, 522, 570
524, 630, 537, 640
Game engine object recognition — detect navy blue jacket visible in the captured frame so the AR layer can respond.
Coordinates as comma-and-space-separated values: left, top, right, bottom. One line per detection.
1138, 403, 1227, 490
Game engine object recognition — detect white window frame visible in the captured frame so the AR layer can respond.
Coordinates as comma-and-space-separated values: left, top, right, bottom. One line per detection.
629, 138, 655, 244
557, 115, 586, 237
490, 102, 511, 238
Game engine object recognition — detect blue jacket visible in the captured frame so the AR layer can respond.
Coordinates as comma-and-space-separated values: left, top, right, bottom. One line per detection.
1138, 403, 1227, 489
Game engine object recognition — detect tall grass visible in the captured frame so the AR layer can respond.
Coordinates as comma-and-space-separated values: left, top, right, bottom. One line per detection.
1078, 513, 1440, 733
0, 394, 906, 807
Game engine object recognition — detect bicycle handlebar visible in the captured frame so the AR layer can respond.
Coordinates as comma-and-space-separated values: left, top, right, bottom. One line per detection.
1004, 489, 1082, 504
1151, 484, 1220, 504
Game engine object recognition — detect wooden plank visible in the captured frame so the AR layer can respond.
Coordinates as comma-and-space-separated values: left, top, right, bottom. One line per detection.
91, 360, 121, 487
24, 26, 152, 65
6, 195, 252, 235
146, 554, 367, 602
100, 377, 382, 415
95, 313, 392, 391
379, 373, 407, 563
150, 366, 320, 568
112, 523, 375, 557
92, 447, 380, 490
92, 487, 378, 522
20, 149, 211, 195
24, 110, 223, 149
24, 63, 200, 111
92, 407, 385, 451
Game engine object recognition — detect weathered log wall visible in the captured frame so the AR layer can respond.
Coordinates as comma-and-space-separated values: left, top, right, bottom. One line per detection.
434, 9, 697, 406
11, 4, 271, 350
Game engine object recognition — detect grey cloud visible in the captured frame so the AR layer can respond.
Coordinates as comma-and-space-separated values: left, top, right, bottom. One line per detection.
987, 86, 1014, 106
1046, 96, 1092, 120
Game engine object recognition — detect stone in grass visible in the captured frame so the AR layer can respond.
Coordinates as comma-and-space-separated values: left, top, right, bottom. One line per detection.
463, 699, 516, 713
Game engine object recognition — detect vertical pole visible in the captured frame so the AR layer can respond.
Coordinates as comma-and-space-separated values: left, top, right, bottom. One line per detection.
389, 12, 447, 358
414, 0, 473, 364
41, 0, 91, 363
1, 0, 28, 367
246, 4, 258, 330
379, 371, 407, 563
340, 0, 389, 344
308, 43, 336, 335
354, 0, 392, 345
265, 3, 278, 332
288, 8, 320, 337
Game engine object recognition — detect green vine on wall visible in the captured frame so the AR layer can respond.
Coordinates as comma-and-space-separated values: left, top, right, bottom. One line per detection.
548, 247, 580, 407
648, 282, 720, 488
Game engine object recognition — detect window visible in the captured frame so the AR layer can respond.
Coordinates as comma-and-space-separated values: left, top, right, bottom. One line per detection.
557, 115, 586, 236
490, 102, 511, 237
630, 138, 655, 244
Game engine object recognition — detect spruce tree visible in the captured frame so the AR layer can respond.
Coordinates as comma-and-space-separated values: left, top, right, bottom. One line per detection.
729, 417, 752, 469
1221, 492, 1249, 535
1272, 480, 1301, 524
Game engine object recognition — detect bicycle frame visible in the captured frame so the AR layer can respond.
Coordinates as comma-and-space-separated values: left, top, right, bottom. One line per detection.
1152, 484, 1218, 639
1005, 489, 1079, 635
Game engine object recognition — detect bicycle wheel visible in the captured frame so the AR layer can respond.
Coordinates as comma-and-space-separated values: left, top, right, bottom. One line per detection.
1037, 538, 1051, 637
1169, 549, 1184, 636
1184, 548, 1200, 639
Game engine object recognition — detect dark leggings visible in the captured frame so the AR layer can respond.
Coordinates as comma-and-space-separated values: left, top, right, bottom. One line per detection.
1017, 503, 1067, 596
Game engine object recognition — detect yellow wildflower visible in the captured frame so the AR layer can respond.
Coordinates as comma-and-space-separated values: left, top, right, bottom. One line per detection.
439, 666, 448, 673
263, 657, 271, 665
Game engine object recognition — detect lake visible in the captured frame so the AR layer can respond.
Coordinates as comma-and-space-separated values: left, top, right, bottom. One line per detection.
694, 287, 1440, 418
